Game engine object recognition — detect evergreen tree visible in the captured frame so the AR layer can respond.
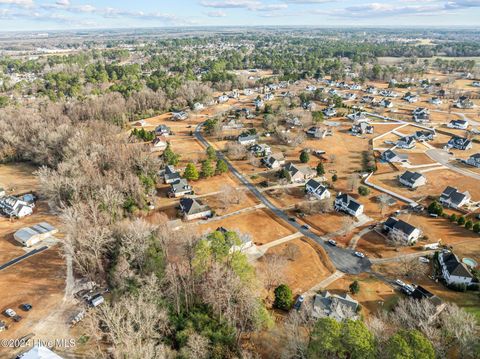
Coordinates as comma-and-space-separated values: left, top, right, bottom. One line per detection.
183, 163, 199, 181
273, 284, 293, 311
215, 159, 228, 174
316, 162, 325, 176
201, 159, 215, 178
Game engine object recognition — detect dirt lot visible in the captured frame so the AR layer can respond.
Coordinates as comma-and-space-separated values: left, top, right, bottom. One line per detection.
255, 238, 334, 295
198, 208, 296, 245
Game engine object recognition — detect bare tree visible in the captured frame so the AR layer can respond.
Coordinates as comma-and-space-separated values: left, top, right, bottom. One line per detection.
226, 142, 247, 160
347, 174, 360, 192
218, 184, 246, 209
261, 254, 287, 289
283, 243, 300, 261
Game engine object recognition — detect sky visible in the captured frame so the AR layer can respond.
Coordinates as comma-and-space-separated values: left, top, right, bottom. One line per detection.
0, 0, 479, 31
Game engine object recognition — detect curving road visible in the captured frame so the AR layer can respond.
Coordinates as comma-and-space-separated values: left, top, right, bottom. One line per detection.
426, 148, 480, 181
194, 123, 372, 274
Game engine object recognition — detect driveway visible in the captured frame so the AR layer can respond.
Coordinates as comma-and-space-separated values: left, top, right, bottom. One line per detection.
194, 123, 372, 274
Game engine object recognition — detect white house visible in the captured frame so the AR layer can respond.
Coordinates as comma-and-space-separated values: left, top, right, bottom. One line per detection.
447, 119, 469, 130
399, 171, 427, 188
446, 136, 472, 151
334, 193, 364, 217
465, 153, 480, 168
262, 153, 285, 169
193, 102, 204, 111
382, 149, 408, 163
238, 134, 257, 146
171, 111, 188, 121
439, 252, 474, 285
0, 195, 33, 218
383, 217, 421, 245
439, 186, 471, 209
396, 136, 416, 149
218, 95, 229, 103
305, 179, 331, 200
430, 97, 442, 105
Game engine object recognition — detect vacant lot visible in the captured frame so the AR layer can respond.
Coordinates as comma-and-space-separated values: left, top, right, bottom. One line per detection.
255, 238, 334, 295
198, 208, 296, 245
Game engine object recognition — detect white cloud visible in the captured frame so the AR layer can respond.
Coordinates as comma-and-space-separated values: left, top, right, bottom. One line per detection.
0, 0, 34, 7
206, 10, 227, 16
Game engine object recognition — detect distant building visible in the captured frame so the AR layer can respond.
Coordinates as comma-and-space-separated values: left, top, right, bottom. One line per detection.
163, 165, 181, 184
383, 217, 421, 245
351, 122, 374, 135
284, 163, 316, 183
14, 222, 58, 247
0, 195, 34, 218
398, 171, 426, 188
171, 111, 188, 121
414, 130, 435, 142
238, 134, 257, 146
447, 119, 469, 130
396, 136, 416, 149
262, 153, 285, 169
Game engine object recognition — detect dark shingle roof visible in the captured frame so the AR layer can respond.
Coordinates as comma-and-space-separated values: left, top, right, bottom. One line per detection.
441, 252, 473, 279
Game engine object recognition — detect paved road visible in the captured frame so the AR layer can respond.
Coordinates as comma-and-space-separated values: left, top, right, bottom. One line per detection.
0, 246, 48, 271
194, 123, 372, 274
426, 148, 480, 181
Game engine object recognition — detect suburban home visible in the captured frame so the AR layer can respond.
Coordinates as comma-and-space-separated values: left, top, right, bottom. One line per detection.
465, 153, 480, 168
264, 93, 274, 101
383, 217, 422, 245
365, 86, 377, 94
254, 99, 264, 108
430, 97, 442, 105
379, 99, 393, 108
302, 101, 316, 111
284, 163, 316, 183
446, 136, 472, 150
381, 149, 408, 163
151, 137, 168, 152
243, 88, 254, 96
155, 124, 171, 136
454, 96, 474, 109
323, 107, 337, 117
396, 136, 416, 149
249, 144, 271, 157
411, 286, 445, 312
163, 165, 181, 184
351, 122, 374, 135
306, 126, 327, 139
222, 119, 244, 131
179, 198, 212, 221
218, 94, 229, 103
439, 186, 471, 209
399, 171, 427, 188
447, 119, 469, 130
438, 251, 474, 285
346, 112, 368, 122
328, 89, 338, 96
0, 195, 34, 218
412, 107, 430, 123
343, 93, 357, 101
193, 102, 204, 111
262, 153, 285, 169
169, 179, 193, 198
350, 84, 362, 90
306, 85, 317, 92
14, 222, 58, 247
171, 111, 188, 121
238, 134, 257, 146
414, 130, 435, 142
334, 193, 364, 217
312, 291, 359, 321
305, 179, 331, 200
473, 81, 480, 88
380, 90, 398, 98
403, 94, 418, 103
361, 95, 375, 104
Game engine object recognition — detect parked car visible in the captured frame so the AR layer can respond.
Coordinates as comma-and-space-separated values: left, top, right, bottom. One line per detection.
328, 239, 337, 246
289, 217, 297, 222
12, 315, 22, 322
354, 251, 365, 258
301, 224, 310, 230
395, 279, 406, 287
4, 309, 16, 317
293, 295, 305, 311
404, 284, 415, 293
21, 304, 32, 311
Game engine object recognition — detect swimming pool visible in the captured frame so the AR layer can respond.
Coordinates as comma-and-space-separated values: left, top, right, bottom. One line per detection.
462, 258, 478, 269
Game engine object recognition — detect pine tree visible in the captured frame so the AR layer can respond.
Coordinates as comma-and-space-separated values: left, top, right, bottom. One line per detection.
201, 159, 215, 178
183, 163, 199, 181
317, 162, 325, 176
215, 159, 228, 174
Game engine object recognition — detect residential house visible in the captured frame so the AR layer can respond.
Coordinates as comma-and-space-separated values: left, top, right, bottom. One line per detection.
305, 179, 331, 200
465, 153, 480, 168
399, 171, 426, 188
411, 286, 445, 311
222, 119, 244, 131
151, 137, 168, 151
254, 98, 264, 108
179, 198, 212, 221
215, 227, 255, 253
262, 153, 285, 169
323, 107, 337, 117
414, 130, 435, 142
438, 251, 474, 285
193, 102, 204, 111
346, 112, 368, 122
430, 97, 442, 105
302, 101, 317, 111
351, 122, 374, 135
218, 94, 229, 103
169, 179, 193, 198
439, 186, 471, 209
447, 119, 469, 130
286, 117, 302, 127
412, 107, 430, 123
0, 195, 33, 218
155, 124, 171, 136
350, 84, 362, 90
365, 86, 377, 94
361, 95, 375, 104
328, 89, 338, 96
264, 93, 274, 101
249, 144, 271, 157
163, 165, 181, 184
306, 85, 317, 92
343, 93, 357, 101
312, 291, 359, 321
446, 136, 472, 150
306, 126, 327, 139
383, 217, 422, 245
454, 96, 474, 109
403, 94, 418, 103
284, 163, 316, 183
396, 136, 416, 149
473, 81, 480, 88
243, 88, 254, 96
379, 99, 393, 108
381, 149, 408, 163
171, 111, 188, 121
334, 193, 364, 217
380, 90, 398, 97
238, 134, 257, 146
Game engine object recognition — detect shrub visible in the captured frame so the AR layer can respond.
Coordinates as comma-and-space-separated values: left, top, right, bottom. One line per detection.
473, 222, 480, 233
465, 220, 473, 230
457, 216, 466, 226
273, 284, 293, 311
427, 201, 443, 216
358, 186, 370, 196
449, 214, 457, 222
349, 280, 360, 294
300, 151, 310, 163
316, 162, 325, 176
332, 174, 338, 182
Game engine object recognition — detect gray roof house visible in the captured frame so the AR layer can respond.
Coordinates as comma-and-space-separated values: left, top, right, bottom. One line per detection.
14, 222, 58, 247
171, 111, 188, 121
305, 179, 331, 200
446, 136, 472, 151
249, 144, 271, 157
447, 119, 469, 130
438, 252, 474, 285
466, 153, 480, 168
381, 149, 408, 163
312, 291, 359, 321
179, 198, 212, 221
439, 186, 471, 209
238, 134, 257, 146
155, 124, 171, 136
398, 171, 426, 188
414, 130, 435, 142
351, 122, 374, 135
323, 107, 337, 117
262, 153, 285, 169
334, 193, 364, 217
383, 217, 421, 245
169, 179, 193, 198
163, 165, 181, 184
0, 195, 33, 218
306, 126, 327, 139
396, 136, 416, 149
284, 163, 316, 183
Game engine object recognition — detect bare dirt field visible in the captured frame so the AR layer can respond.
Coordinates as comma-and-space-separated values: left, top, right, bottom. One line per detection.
198, 208, 296, 246
255, 238, 334, 295
201, 192, 259, 217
